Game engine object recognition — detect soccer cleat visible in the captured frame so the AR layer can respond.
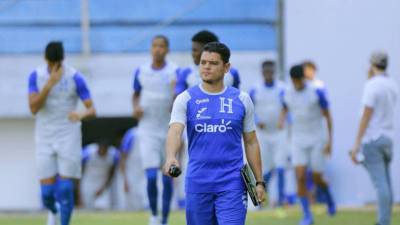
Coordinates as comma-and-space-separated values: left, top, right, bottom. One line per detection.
46, 211, 59, 225
327, 202, 337, 216
298, 216, 314, 225
148, 215, 159, 225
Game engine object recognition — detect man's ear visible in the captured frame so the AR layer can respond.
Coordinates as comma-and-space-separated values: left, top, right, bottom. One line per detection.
224, 62, 231, 74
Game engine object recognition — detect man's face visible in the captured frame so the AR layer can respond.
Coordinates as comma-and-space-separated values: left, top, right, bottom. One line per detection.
304, 65, 315, 80
291, 77, 305, 91
192, 41, 204, 65
199, 51, 230, 84
98, 144, 108, 156
262, 66, 275, 83
151, 38, 168, 62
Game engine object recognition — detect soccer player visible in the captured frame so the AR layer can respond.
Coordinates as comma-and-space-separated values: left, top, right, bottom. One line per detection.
280, 65, 335, 225
80, 140, 119, 209
164, 42, 265, 225
119, 127, 147, 210
175, 30, 241, 95
350, 51, 398, 225
132, 35, 178, 225
249, 60, 287, 206
28, 41, 96, 225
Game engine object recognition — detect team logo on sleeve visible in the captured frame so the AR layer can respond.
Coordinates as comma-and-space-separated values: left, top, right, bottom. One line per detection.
195, 119, 232, 133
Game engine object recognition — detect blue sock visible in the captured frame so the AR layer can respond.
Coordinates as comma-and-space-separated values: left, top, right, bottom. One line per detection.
40, 183, 57, 214
276, 167, 285, 205
299, 197, 312, 219
57, 179, 74, 225
263, 170, 273, 190
146, 168, 158, 216
161, 175, 173, 224
321, 186, 335, 207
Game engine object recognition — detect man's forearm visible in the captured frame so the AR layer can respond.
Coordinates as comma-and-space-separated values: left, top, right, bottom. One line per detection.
245, 140, 263, 182
355, 107, 373, 147
29, 82, 54, 114
166, 129, 182, 159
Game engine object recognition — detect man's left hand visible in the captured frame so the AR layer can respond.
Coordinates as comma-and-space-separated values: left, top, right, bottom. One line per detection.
68, 111, 82, 122
256, 184, 266, 204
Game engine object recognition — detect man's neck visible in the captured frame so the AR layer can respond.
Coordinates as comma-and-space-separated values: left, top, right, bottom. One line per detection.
201, 81, 225, 94
152, 60, 166, 70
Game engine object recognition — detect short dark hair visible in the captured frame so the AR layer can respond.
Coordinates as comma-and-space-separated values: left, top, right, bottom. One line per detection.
45, 41, 64, 62
192, 30, 219, 45
303, 60, 317, 70
202, 42, 230, 64
290, 64, 304, 79
153, 35, 169, 47
262, 60, 275, 69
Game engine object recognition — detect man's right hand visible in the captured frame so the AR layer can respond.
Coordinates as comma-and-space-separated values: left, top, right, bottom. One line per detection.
163, 157, 180, 177
133, 106, 144, 119
48, 63, 63, 86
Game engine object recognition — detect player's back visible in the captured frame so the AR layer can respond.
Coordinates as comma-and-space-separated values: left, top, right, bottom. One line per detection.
134, 62, 177, 133
250, 81, 286, 133
30, 64, 86, 142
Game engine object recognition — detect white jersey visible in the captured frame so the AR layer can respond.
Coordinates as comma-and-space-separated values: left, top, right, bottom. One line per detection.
81, 144, 119, 186
361, 74, 398, 143
175, 64, 240, 94
28, 64, 91, 144
249, 81, 286, 134
283, 83, 328, 144
133, 62, 178, 134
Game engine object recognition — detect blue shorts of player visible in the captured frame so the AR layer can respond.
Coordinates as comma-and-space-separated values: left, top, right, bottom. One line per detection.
186, 189, 248, 225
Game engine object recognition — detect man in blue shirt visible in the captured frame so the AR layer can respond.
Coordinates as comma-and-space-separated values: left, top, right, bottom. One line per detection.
164, 42, 265, 225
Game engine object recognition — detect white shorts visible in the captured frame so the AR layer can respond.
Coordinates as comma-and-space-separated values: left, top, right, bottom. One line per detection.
35, 131, 82, 179
138, 132, 166, 170
291, 138, 325, 172
258, 130, 288, 172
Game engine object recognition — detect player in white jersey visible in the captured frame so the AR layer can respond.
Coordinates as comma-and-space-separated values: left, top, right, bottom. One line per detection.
249, 60, 288, 207
280, 65, 335, 225
80, 140, 119, 209
119, 127, 147, 210
28, 42, 96, 225
175, 30, 240, 95
132, 35, 177, 225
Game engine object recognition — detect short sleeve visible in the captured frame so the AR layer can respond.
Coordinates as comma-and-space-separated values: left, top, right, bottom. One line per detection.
120, 129, 135, 153
28, 71, 39, 94
230, 68, 241, 88
73, 73, 91, 101
169, 91, 191, 126
279, 89, 287, 108
133, 68, 142, 93
316, 88, 329, 109
175, 68, 191, 95
112, 150, 120, 165
361, 83, 377, 108
81, 146, 91, 164
239, 91, 256, 133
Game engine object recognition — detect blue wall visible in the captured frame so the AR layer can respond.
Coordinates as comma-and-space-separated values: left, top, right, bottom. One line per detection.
0, 0, 277, 53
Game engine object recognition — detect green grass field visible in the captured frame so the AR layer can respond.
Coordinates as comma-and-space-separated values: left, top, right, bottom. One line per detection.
1, 205, 399, 225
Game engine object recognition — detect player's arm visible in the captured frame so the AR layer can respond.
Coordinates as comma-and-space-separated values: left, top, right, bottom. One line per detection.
316, 88, 333, 156
278, 89, 288, 129
96, 153, 119, 197
119, 152, 130, 192
119, 131, 133, 192
132, 68, 143, 119
69, 74, 96, 121
241, 92, 265, 203
28, 65, 63, 114
163, 91, 189, 176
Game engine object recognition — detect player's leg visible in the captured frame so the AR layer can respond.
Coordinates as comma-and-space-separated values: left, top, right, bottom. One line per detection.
139, 134, 162, 224
214, 189, 247, 225
292, 143, 313, 225
259, 134, 274, 190
310, 141, 335, 216
362, 136, 393, 225
36, 143, 59, 225
186, 192, 217, 225
56, 135, 82, 225
160, 136, 173, 225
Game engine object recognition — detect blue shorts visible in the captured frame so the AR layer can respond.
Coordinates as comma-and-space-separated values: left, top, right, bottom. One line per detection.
186, 189, 248, 225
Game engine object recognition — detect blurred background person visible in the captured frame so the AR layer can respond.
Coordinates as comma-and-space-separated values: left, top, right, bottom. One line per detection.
350, 51, 398, 225
80, 139, 120, 209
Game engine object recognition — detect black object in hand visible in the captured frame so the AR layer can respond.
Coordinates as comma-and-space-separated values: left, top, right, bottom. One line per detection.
169, 164, 182, 177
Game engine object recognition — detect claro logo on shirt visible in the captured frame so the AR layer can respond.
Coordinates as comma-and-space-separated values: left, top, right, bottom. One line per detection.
195, 119, 232, 133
